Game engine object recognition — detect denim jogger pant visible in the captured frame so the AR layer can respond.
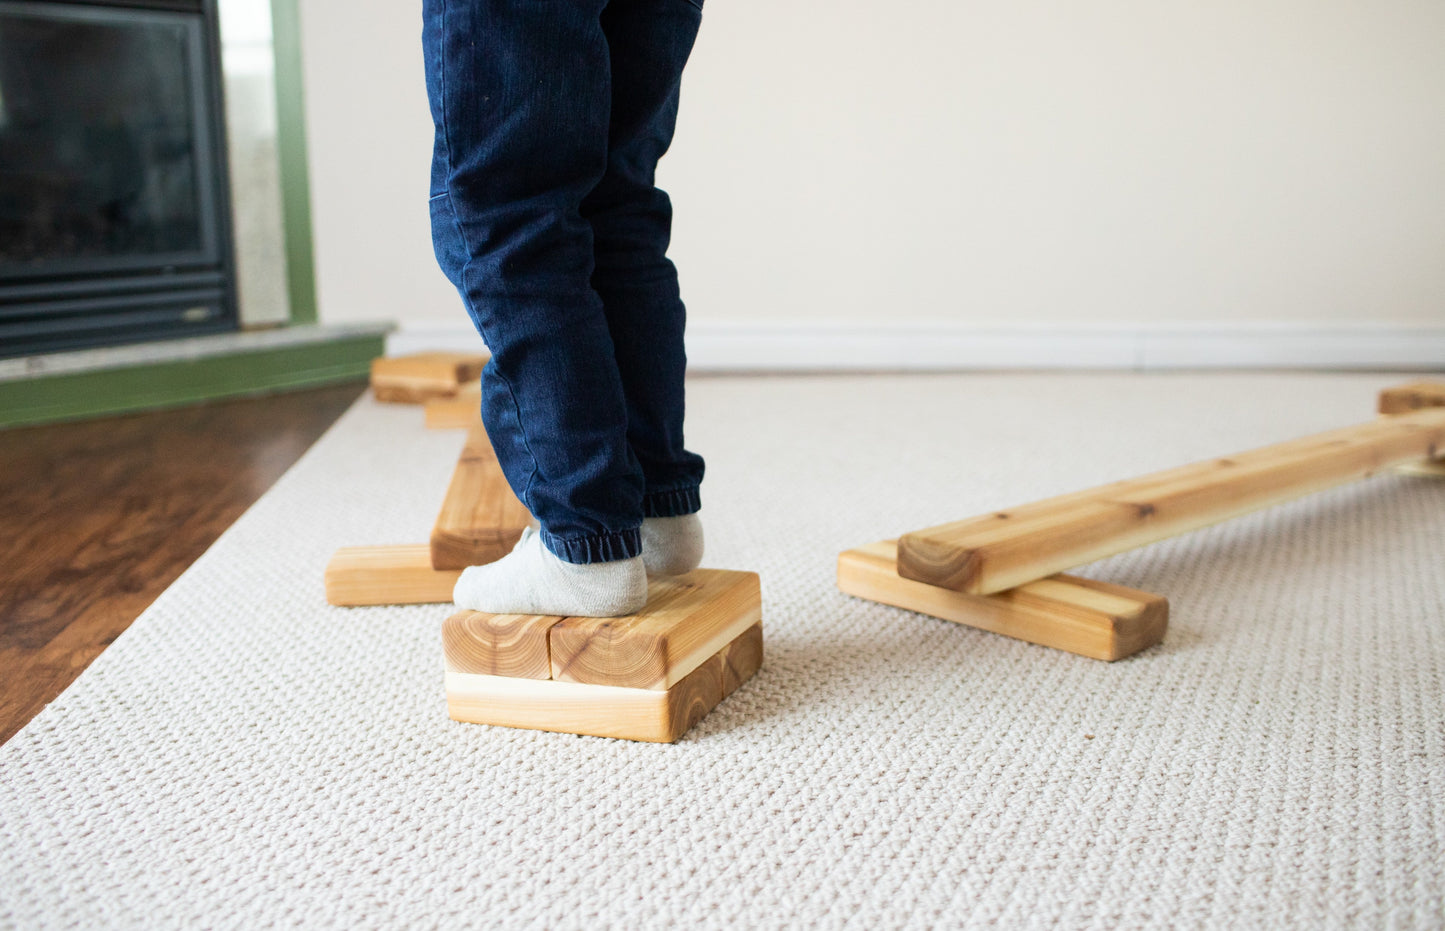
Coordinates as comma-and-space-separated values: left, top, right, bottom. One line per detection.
422, 0, 706, 564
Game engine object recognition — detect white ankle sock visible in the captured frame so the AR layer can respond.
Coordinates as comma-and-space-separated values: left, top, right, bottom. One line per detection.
640, 513, 704, 577
452, 527, 647, 617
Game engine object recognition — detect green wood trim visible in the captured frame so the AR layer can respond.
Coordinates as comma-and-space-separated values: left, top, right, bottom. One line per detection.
271, 0, 319, 325
0, 334, 383, 429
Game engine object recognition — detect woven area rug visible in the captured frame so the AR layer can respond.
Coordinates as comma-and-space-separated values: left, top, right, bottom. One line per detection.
2, 373, 1442, 929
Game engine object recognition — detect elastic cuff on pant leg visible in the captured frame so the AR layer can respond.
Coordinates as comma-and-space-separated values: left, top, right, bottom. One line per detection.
541, 526, 642, 564
641, 486, 701, 519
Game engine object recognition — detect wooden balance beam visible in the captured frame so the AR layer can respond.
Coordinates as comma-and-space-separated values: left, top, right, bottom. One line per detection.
444, 570, 762, 742
431, 422, 533, 570
839, 383, 1445, 660
896, 405, 1445, 596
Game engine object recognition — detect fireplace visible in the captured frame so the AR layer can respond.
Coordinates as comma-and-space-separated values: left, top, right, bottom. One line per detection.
0, 0, 237, 358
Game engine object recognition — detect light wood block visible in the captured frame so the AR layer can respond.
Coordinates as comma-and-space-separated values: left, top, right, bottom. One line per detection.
443, 610, 557, 680
371, 353, 487, 403
839, 541, 1166, 661
430, 422, 533, 570
446, 623, 763, 742
1380, 383, 1445, 476
898, 407, 1445, 595
1379, 381, 1445, 415
324, 544, 461, 606
549, 570, 762, 689
424, 380, 482, 429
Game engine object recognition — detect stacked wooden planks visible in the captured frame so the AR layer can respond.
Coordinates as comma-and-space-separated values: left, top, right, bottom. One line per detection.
443, 571, 762, 742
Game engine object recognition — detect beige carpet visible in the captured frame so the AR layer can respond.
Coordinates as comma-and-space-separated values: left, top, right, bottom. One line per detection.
2, 373, 1442, 929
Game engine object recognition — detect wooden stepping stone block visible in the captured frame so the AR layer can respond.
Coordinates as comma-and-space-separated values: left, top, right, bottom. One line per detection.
371, 352, 487, 403
444, 569, 762, 742
431, 423, 533, 570
324, 544, 460, 606
838, 541, 1167, 661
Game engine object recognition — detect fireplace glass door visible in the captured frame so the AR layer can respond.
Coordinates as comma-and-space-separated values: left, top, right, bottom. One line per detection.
0, 0, 235, 357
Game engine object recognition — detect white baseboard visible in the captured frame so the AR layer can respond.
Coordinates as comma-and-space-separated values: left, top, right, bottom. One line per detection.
385, 321, 1445, 372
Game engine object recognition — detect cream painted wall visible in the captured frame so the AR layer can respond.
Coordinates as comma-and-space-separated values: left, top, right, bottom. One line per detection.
300, 1, 1445, 333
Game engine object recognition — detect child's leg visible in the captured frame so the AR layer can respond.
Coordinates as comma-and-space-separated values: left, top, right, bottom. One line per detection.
585, 0, 707, 576
423, 0, 646, 614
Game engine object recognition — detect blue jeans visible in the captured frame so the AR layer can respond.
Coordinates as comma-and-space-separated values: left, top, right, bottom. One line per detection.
423, 0, 706, 564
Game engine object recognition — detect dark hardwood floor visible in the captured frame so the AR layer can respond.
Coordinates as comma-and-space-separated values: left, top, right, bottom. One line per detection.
0, 381, 366, 745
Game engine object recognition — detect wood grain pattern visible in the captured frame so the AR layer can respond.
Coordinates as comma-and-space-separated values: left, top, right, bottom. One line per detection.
1378, 381, 1445, 415
442, 609, 557, 679
445, 622, 763, 742
371, 353, 487, 403
0, 382, 364, 746
898, 406, 1445, 595
548, 569, 762, 690
839, 541, 1166, 661
324, 544, 461, 606
424, 380, 482, 429
430, 422, 533, 570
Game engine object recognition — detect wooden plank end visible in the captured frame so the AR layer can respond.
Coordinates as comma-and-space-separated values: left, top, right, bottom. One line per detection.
324, 544, 461, 606
443, 609, 556, 680
840, 541, 1166, 661
1379, 381, 1445, 415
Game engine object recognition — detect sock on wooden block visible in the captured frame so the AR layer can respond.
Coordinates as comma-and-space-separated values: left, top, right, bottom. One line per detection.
452, 527, 647, 617
640, 513, 704, 577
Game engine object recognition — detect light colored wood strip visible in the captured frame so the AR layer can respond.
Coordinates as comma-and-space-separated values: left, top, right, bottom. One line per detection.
430, 422, 533, 570
1393, 459, 1445, 478
445, 622, 763, 742
549, 569, 762, 690
371, 353, 488, 404
839, 541, 1166, 661
442, 610, 556, 679
324, 544, 460, 606
1379, 381, 1445, 415
898, 407, 1445, 594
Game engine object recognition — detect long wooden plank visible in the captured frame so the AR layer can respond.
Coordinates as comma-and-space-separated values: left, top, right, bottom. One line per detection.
900, 407, 1445, 565
549, 570, 762, 690
442, 609, 557, 680
839, 541, 1166, 661
324, 544, 460, 606
445, 623, 763, 742
898, 406, 1445, 595
430, 422, 533, 570
371, 353, 487, 403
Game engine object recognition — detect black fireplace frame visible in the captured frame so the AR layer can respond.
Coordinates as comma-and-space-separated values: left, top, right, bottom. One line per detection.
0, 0, 239, 358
